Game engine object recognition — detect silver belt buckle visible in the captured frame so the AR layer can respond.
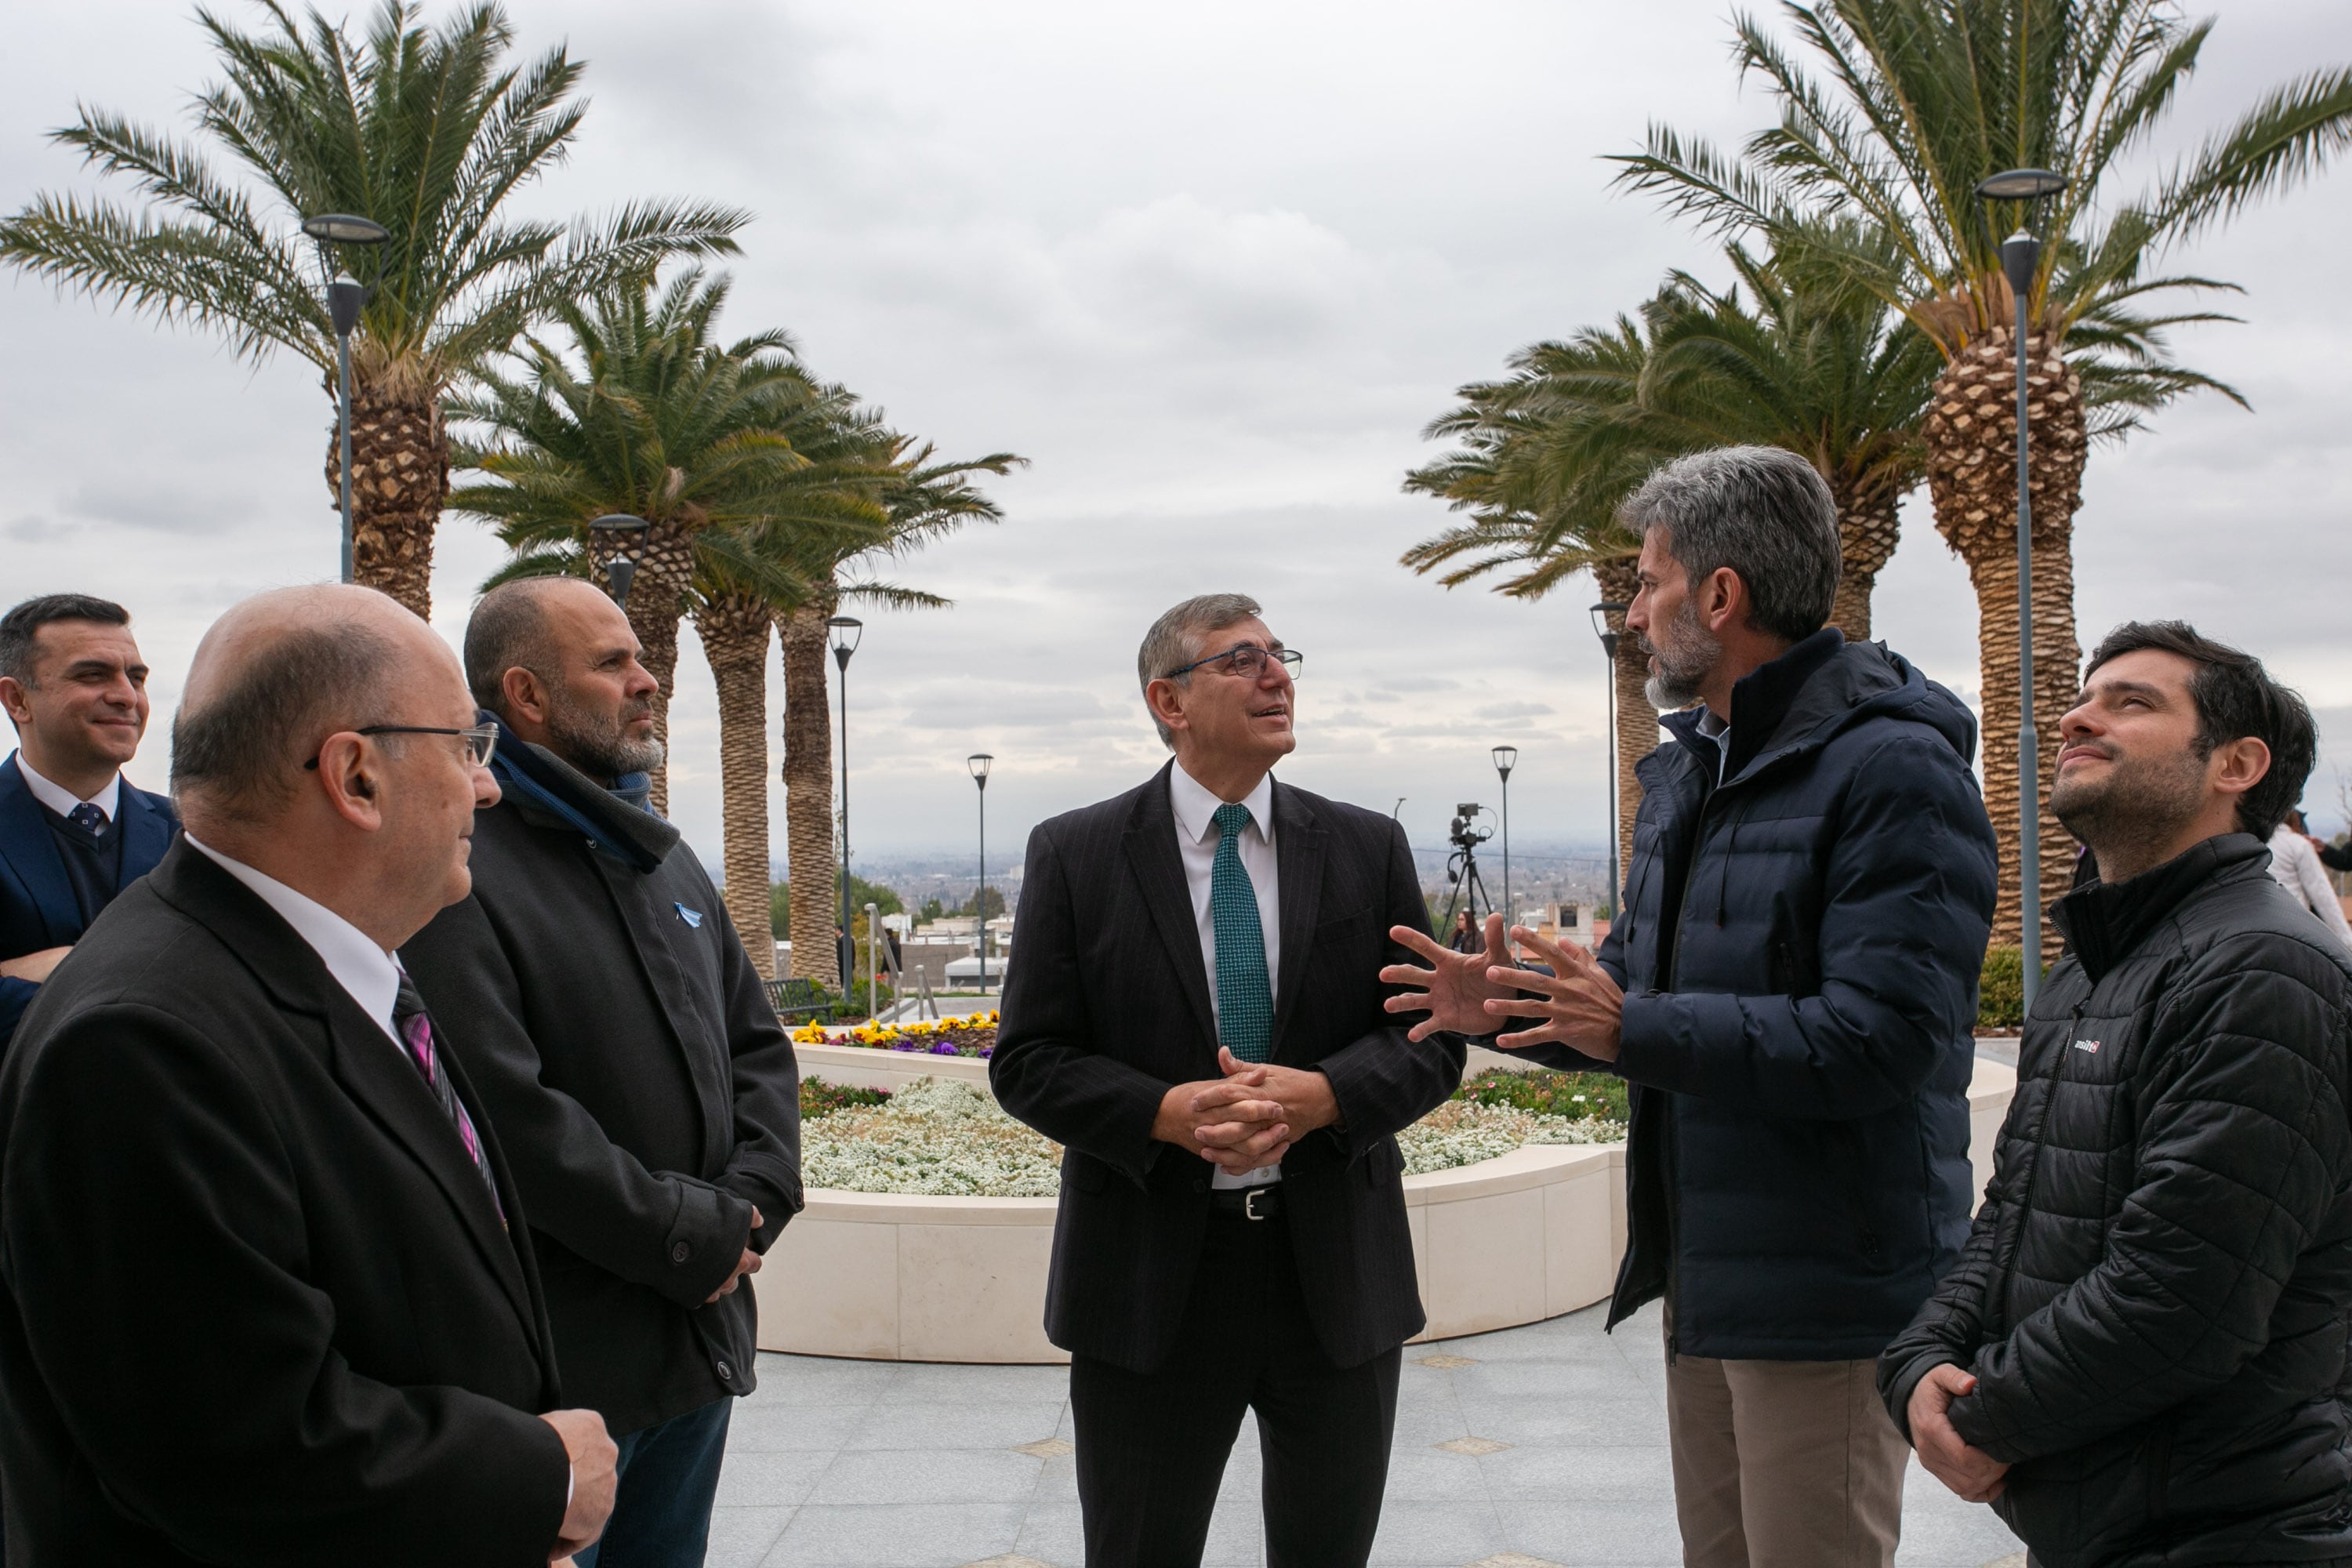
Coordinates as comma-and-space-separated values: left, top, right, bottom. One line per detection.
1243, 1187, 1269, 1221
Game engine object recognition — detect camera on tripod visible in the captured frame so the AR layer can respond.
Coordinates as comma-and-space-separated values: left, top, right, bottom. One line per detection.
1448, 803, 1493, 850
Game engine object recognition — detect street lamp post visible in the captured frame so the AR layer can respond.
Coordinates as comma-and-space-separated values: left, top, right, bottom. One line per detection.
589, 514, 649, 608
828, 616, 863, 991
1491, 746, 1518, 932
1974, 166, 2070, 1013
301, 213, 390, 583
968, 753, 993, 992
1591, 602, 1628, 918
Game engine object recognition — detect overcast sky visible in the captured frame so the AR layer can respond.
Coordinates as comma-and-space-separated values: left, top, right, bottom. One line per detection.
6, 0, 2351, 882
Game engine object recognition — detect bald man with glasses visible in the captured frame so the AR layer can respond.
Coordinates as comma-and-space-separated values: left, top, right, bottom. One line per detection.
992, 591, 1464, 1568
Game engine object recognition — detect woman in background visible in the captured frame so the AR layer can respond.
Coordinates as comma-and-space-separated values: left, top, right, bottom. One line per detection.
2269, 806, 2352, 955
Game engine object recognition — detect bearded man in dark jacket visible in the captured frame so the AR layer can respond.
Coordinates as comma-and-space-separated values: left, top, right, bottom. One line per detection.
1879, 622, 2352, 1568
1392, 445, 1998, 1568
401, 578, 804, 1568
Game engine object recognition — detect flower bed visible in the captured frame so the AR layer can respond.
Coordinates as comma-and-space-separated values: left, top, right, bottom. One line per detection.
794, 1065, 1628, 1196
793, 1011, 998, 1058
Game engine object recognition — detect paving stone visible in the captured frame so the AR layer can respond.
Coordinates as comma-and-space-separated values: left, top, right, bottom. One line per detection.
1411, 1353, 1480, 1369
1465, 1555, 1570, 1568
959, 1557, 1059, 1568
1011, 1438, 1074, 1458
1434, 1436, 1511, 1457
764, 1502, 1026, 1567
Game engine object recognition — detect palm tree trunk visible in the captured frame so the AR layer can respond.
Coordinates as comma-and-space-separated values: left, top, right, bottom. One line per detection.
1926, 325, 2089, 964
1593, 559, 1655, 902
695, 591, 778, 982
595, 517, 699, 815
780, 598, 838, 985
326, 380, 447, 620
1828, 474, 1903, 643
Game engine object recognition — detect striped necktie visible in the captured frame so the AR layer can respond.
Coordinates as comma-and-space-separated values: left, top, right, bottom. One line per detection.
1210, 802, 1274, 1063
390, 973, 503, 1219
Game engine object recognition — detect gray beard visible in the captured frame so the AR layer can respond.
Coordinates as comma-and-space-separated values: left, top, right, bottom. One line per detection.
543, 699, 665, 782
1642, 599, 1720, 713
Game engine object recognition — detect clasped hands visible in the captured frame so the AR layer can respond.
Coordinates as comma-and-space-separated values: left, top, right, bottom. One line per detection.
1379, 913, 1625, 1061
1153, 1047, 1338, 1173
1907, 1363, 2009, 1502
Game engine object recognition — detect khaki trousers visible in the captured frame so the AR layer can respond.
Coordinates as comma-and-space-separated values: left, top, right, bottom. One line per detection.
1663, 1330, 1910, 1568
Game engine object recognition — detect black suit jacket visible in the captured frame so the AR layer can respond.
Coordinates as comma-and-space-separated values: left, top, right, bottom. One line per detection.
0, 753, 176, 1050
991, 764, 1465, 1374
0, 842, 570, 1566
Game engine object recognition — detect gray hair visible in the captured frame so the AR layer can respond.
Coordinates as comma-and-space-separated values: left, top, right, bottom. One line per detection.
172, 622, 398, 825
465, 579, 561, 716
1137, 592, 1261, 749
1621, 446, 1840, 644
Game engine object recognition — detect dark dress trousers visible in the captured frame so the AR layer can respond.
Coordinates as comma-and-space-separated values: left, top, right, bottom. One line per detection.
0, 841, 570, 1566
992, 764, 1464, 1566
401, 737, 804, 1438
0, 753, 176, 1051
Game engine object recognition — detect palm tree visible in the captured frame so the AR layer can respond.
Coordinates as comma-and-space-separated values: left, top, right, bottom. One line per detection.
0, 1, 744, 616
777, 441, 1025, 985
1404, 228, 1938, 877
1612, 0, 2352, 953
449, 269, 880, 813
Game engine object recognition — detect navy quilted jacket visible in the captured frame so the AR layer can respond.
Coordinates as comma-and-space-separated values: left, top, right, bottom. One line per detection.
1537, 629, 1998, 1359
1879, 836, 2352, 1567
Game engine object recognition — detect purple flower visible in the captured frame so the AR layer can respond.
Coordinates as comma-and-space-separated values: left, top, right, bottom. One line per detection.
929, 1042, 958, 1055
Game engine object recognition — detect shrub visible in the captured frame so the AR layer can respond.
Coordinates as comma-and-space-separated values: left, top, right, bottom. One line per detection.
801, 1077, 891, 1120
1978, 946, 2026, 1032
1453, 1066, 1630, 1123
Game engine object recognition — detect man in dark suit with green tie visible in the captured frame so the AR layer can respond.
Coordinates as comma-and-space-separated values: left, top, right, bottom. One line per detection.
991, 592, 1464, 1568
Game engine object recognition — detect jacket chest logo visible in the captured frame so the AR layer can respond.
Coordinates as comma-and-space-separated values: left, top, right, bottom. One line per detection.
2071, 1036, 2100, 1054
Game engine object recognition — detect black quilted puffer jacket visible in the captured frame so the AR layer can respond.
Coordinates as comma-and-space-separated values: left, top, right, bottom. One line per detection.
1878, 834, 2352, 1567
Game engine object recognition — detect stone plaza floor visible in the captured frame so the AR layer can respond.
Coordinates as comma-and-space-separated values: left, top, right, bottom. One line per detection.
704, 1298, 2027, 1568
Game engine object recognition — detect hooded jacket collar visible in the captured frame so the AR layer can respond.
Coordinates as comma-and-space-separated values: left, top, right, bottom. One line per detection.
486, 717, 677, 874
1660, 630, 1979, 788
2049, 832, 2272, 984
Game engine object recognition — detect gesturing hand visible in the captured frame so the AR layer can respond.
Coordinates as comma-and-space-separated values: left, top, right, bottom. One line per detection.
1475, 927, 1625, 1063
705, 1206, 765, 1304
1380, 913, 1513, 1039
1907, 1363, 2009, 1503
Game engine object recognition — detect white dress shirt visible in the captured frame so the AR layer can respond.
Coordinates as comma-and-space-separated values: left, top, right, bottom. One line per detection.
1167, 760, 1282, 1189
185, 835, 405, 1045
14, 751, 121, 822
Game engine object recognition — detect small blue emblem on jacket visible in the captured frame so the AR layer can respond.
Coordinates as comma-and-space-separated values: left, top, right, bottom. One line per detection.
675, 903, 703, 928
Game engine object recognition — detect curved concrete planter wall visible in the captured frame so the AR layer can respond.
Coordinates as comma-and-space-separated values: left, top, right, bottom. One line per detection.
765, 1048, 2018, 1363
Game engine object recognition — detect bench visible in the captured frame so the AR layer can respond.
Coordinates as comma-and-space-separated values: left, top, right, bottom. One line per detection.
764, 976, 832, 1023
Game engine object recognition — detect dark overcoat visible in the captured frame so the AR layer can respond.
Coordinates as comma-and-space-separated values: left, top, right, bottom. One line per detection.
0, 842, 569, 1565
402, 738, 804, 1436
990, 765, 1465, 1374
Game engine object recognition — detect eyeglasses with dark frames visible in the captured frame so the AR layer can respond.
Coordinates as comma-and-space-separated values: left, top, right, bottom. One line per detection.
1163, 644, 1304, 681
303, 721, 500, 771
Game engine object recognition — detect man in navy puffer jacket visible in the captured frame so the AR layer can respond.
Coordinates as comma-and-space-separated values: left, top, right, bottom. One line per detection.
1391, 445, 1998, 1568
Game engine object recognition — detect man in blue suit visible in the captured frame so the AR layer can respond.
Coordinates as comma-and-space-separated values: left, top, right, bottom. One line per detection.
0, 594, 177, 1052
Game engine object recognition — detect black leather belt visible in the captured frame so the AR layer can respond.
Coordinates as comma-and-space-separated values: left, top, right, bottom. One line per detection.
1208, 1184, 1284, 1221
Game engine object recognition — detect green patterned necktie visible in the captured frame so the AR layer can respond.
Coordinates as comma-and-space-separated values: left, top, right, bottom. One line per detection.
1210, 802, 1274, 1063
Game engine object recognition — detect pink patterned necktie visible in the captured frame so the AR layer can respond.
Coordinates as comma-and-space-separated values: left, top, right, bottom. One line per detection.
391, 972, 503, 1221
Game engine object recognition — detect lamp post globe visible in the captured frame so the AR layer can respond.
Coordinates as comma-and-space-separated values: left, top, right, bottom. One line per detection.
968, 753, 994, 991
827, 617, 865, 976
302, 213, 390, 584
1590, 601, 1628, 922
588, 514, 650, 608
1490, 746, 1519, 932
1973, 167, 2071, 1008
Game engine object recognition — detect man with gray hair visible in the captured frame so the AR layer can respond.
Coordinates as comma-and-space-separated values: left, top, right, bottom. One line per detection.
1391, 445, 1998, 1566
993, 592, 1464, 1567
0, 584, 617, 1563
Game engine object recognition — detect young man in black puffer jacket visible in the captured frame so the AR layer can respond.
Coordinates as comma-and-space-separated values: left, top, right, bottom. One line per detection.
1879, 621, 2352, 1568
